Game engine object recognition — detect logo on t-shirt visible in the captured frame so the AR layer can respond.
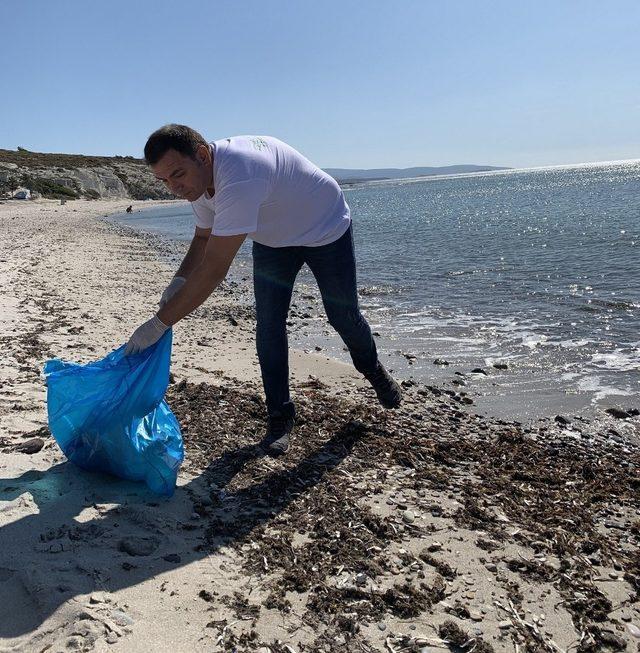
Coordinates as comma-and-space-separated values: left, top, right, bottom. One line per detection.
250, 137, 268, 151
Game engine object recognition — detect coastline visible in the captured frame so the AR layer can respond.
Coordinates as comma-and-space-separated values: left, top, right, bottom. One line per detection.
0, 198, 638, 651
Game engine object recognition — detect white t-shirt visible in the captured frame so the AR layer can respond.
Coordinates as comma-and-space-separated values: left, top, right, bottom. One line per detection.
190, 136, 351, 247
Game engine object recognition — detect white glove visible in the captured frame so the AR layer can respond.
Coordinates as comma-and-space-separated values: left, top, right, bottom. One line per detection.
124, 315, 169, 356
159, 276, 186, 308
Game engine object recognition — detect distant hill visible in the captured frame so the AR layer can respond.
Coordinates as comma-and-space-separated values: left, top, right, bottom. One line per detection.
324, 164, 510, 184
0, 148, 171, 200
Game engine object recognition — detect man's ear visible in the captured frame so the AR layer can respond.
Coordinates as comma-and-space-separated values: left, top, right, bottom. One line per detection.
196, 144, 210, 164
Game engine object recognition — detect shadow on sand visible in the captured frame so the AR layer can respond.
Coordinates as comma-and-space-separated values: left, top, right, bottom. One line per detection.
0, 419, 366, 638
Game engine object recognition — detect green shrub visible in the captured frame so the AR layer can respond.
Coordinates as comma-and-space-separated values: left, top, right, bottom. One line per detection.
22, 175, 79, 199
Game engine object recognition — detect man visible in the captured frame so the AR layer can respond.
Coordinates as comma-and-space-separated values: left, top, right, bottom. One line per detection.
125, 125, 402, 455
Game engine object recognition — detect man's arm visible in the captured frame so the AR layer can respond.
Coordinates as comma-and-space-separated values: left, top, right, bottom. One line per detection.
157, 233, 247, 327
175, 226, 212, 278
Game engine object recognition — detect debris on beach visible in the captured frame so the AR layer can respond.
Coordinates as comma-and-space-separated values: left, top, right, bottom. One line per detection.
160, 374, 640, 651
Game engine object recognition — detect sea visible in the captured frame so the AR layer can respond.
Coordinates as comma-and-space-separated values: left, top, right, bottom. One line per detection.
110, 160, 640, 423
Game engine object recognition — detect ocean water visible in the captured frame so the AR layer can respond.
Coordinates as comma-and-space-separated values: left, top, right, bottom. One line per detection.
111, 161, 640, 421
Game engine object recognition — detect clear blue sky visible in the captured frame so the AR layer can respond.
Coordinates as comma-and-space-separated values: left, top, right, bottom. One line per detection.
1, 1, 639, 168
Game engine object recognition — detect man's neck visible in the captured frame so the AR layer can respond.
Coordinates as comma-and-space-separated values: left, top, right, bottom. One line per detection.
205, 147, 215, 197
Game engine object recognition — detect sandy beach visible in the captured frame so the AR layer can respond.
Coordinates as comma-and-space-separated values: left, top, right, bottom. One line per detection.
1, 198, 639, 652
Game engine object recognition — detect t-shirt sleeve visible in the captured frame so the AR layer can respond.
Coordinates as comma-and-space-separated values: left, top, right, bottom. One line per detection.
191, 200, 215, 229
212, 178, 270, 236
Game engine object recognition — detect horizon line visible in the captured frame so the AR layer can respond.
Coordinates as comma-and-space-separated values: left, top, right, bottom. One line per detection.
1, 145, 638, 173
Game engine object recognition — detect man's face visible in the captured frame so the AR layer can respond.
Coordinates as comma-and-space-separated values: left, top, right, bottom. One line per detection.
152, 146, 211, 201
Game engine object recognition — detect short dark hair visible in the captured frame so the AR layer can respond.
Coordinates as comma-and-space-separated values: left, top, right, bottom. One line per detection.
144, 124, 208, 165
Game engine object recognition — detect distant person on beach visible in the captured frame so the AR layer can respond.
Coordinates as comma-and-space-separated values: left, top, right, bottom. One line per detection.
125, 124, 402, 454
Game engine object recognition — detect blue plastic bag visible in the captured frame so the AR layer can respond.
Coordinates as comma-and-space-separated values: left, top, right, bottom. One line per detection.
43, 331, 184, 496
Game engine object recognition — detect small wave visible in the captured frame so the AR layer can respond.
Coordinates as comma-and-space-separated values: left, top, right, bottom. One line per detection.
448, 269, 483, 277
558, 339, 592, 349
521, 334, 549, 349
590, 350, 640, 372
576, 375, 634, 402
359, 285, 402, 297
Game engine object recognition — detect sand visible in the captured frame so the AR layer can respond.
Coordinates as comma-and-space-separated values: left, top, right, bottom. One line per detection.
0, 198, 638, 652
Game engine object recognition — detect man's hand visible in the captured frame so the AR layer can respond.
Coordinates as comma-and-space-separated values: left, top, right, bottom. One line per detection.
159, 276, 186, 308
124, 315, 169, 356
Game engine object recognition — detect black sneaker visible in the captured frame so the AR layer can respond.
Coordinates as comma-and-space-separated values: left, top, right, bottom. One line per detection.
260, 413, 295, 455
364, 363, 402, 409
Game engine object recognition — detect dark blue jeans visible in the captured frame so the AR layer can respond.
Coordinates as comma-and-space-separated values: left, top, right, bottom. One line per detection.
252, 225, 378, 417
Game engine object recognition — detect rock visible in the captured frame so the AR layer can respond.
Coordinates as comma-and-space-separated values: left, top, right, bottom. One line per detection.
627, 623, 640, 637
493, 362, 508, 370
469, 610, 483, 621
118, 536, 159, 557
606, 408, 631, 419
554, 415, 570, 425
90, 592, 108, 604
498, 620, 512, 629
403, 510, 415, 524
471, 368, 488, 376
377, 622, 387, 631
14, 437, 45, 454
355, 573, 367, 587
433, 359, 449, 366
163, 554, 181, 563
111, 610, 134, 627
